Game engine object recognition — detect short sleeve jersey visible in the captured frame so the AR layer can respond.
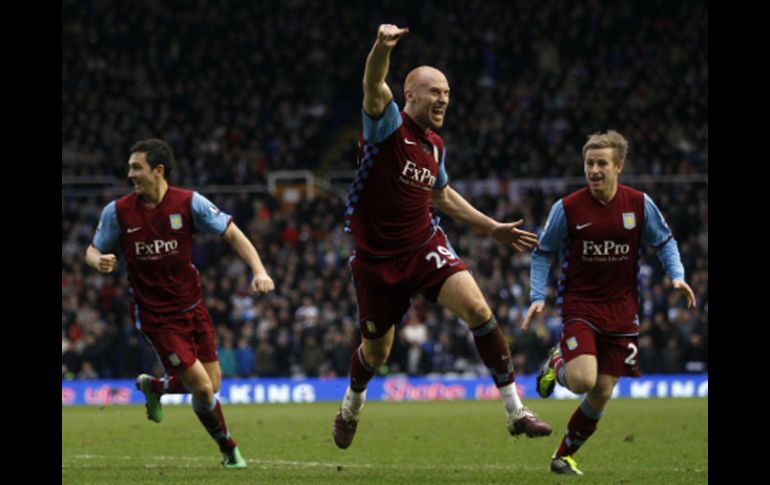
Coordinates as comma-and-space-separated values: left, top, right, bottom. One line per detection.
344, 101, 450, 257
92, 187, 232, 313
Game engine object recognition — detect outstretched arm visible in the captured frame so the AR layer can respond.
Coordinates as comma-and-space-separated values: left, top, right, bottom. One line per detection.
222, 223, 274, 295
363, 24, 409, 117
431, 186, 538, 252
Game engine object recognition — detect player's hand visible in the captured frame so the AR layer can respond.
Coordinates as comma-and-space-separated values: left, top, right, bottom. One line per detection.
521, 301, 545, 330
376, 24, 409, 48
491, 219, 539, 252
250, 273, 275, 295
673, 279, 696, 309
97, 254, 117, 273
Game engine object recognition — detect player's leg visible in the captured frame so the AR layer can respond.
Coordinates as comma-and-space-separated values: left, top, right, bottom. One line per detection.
202, 360, 222, 394
550, 325, 624, 475
563, 354, 598, 393
353, 327, 395, 403
538, 324, 599, 397
136, 372, 188, 396
437, 270, 551, 437
133, 312, 189, 423
334, 326, 396, 449
551, 373, 617, 476
193, 304, 245, 469
135, 330, 188, 402
137, 306, 222, 399
334, 255, 407, 449
180, 359, 245, 469
133, 334, 168, 423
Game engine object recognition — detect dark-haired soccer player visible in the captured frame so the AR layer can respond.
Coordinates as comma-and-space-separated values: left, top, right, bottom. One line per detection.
85, 138, 274, 469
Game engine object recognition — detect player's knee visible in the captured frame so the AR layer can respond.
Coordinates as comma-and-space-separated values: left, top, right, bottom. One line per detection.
568, 374, 597, 394
190, 378, 214, 399
363, 346, 390, 368
367, 350, 390, 368
590, 384, 614, 404
464, 302, 493, 328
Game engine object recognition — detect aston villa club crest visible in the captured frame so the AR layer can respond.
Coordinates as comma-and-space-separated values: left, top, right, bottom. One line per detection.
169, 213, 183, 230
622, 212, 636, 229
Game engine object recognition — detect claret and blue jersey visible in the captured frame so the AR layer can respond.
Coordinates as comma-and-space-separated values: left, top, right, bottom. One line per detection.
345, 100, 450, 257
530, 185, 686, 335
92, 187, 232, 314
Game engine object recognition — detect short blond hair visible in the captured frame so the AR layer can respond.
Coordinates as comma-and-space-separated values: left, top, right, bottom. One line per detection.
582, 130, 628, 165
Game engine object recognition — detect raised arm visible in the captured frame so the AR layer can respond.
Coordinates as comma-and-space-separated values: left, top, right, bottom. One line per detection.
363, 24, 409, 117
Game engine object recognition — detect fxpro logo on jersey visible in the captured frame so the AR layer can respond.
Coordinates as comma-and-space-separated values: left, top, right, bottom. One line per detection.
582, 240, 630, 262
135, 239, 180, 260
400, 160, 436, 191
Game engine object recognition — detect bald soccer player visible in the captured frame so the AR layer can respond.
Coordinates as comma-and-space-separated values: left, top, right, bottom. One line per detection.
332, 24, 552, 450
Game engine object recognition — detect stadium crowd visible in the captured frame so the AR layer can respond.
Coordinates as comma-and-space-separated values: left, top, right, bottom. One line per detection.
62, 0, 707, 380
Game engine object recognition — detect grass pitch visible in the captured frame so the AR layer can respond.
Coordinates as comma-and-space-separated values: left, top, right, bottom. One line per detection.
63, 398, 707, 484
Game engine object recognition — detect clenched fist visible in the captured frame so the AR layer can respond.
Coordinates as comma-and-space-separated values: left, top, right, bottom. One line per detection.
376, 24, 409, 48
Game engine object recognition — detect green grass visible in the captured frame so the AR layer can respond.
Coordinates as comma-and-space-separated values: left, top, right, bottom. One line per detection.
63, 398, 707, 484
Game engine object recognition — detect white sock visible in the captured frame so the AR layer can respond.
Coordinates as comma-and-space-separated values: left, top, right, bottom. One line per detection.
499, 383, 523, 415
341, 386, 366, 420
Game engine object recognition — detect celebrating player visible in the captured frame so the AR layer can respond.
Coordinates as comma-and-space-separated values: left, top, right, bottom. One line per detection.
333, 25, 552, 450
522, 130, 696, 475
85, 138, 274, 469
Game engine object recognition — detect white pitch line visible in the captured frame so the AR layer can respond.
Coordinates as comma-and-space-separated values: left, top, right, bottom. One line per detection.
66, 455, 705, 473
69, 455, 532, 471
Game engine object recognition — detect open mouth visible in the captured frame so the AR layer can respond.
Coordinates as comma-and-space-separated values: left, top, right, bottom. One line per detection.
431, 108, 445, 122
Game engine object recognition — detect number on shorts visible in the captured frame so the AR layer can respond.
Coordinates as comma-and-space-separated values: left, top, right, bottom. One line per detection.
624, 343, 638, 366
425, 245, 457, 269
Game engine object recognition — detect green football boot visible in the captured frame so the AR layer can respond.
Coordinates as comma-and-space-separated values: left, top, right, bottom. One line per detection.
135, 374, 163, 423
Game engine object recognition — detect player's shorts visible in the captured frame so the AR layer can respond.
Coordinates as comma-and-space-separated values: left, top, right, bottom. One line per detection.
135, 301, 218, 376
351, 229, 468, 340
559, 319, 641, 378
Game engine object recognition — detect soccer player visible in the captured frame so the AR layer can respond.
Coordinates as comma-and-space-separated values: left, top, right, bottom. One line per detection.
85, 138, 274, 469
522, 130, 696, 475
332, 24, 552, 449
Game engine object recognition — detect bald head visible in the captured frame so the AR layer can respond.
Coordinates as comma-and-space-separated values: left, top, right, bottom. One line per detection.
403, 66, 450, 131
404, 66, 447, 93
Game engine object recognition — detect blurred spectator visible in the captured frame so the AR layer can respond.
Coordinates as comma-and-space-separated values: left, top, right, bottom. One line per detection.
77, 361, 99, 380
682, 332, 708, 373
300, 335, 326, 377
218, 334, 237, 377
254, 339, 278, 377
403, 311, 429, 376
236, 337, 256, 377
661, 336, 685, 374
